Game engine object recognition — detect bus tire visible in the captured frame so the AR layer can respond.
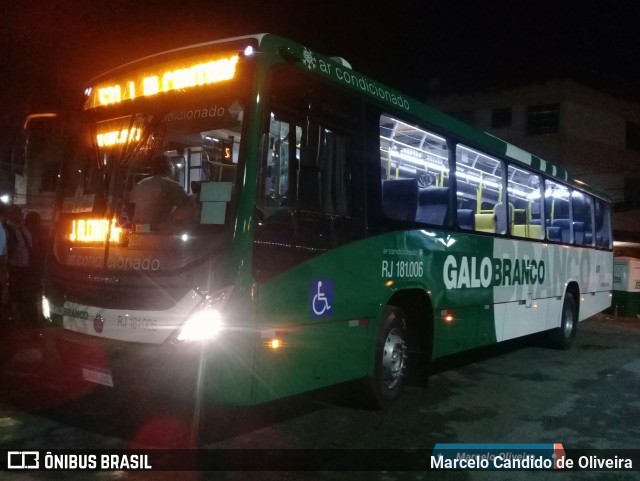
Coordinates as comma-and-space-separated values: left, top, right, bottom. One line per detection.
366, 306, 408, 409
549, 292, 577, 349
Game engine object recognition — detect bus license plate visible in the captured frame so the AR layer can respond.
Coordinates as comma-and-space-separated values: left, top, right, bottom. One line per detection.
81, 366, 114, 387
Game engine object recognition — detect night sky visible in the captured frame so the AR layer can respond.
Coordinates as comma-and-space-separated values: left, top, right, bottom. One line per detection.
2, 0, 640, 161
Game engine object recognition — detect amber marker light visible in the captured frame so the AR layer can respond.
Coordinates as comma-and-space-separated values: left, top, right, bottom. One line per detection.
385, 280, 394, 287
441, 309, 454, 323
268, 338, 282, 350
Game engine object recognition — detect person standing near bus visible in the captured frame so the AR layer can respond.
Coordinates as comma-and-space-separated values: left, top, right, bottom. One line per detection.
0, 205, 9, 316
130, 154, 189, 226
25, 211, 45, 291
4, 204, 37, 325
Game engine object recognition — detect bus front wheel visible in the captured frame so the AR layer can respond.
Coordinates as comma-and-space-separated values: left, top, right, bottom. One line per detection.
550, 292, 577, 349
366, 306, 408, 409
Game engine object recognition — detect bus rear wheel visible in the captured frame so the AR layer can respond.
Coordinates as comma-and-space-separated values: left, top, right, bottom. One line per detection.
366, 306, 408, 409
549, 292, 577, 349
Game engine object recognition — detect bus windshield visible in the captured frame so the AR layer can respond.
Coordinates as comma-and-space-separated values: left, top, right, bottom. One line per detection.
54, 94, 245, 274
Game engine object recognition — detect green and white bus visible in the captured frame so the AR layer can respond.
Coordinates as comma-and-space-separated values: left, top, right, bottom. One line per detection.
39, 34, 613, 409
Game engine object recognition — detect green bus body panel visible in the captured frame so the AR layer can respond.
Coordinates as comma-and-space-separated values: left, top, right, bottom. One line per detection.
250, 228, 612, 403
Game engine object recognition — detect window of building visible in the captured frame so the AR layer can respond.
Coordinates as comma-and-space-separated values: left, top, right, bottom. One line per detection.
624, 177, 640, 209
626, 121, 640, 152
526, 103, 559, 135
491, 107, 512, 129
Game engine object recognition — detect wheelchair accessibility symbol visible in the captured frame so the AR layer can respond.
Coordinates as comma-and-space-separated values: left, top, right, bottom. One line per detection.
310, 279, 333, 318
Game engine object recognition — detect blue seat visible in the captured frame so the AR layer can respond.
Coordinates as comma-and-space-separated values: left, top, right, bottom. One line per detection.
551, 219, 571, 243
457, 209, 475, 230
416, 187, 450, 225
547, 226, 562, 242
382, 179, 419, 222
573, 221, 585, 245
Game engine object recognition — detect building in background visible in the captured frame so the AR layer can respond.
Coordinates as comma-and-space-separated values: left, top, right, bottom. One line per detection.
427, 79, 640, 240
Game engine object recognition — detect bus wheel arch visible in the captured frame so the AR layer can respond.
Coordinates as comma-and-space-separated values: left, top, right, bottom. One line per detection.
365, 289, 434, 409
550, 282, 580, 349
387, 289, 434, 363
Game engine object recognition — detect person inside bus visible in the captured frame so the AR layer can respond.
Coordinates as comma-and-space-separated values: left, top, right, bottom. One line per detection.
130, 154, 189, 226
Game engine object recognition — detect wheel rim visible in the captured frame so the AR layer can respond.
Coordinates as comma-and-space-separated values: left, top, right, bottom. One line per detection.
562, 303, 574, 338
382, 327, 406, 389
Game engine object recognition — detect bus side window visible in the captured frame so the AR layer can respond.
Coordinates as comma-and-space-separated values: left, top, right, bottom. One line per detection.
594, 198, 612, 249
456, 145, 503, 234
507, 165, 542, 239
545, 179, 571, 243
571, 191, 593, 246
379, 114, 450, 228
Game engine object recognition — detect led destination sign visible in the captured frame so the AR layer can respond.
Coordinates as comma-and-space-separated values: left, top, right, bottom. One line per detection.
69, 219, 124, 244
85, 53, 239, 109
96, 128, 141, 147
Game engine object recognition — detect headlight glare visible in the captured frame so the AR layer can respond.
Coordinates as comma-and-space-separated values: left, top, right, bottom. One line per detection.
177, 309, 223, 342
42, 295, 51, 320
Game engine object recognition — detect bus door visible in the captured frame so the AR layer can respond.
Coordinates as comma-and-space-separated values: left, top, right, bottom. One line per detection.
252, 68, 368, 403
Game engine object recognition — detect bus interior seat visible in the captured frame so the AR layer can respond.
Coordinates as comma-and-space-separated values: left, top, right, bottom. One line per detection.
528, 225, 542, 239
494, 202, 510, 234
416, 186, 450, 225
573, 221, 585, 245
475, 213, 496, 232
512, 225, 527, 237
548, 197, 569, 219
382, 179, 419, 222
551, 219, 571, 243
457, 209, 475, 230
547, 226, 562, 242
584, 232, 593, 245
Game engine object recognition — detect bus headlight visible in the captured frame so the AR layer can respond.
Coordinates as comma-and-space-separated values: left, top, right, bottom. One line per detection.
42, 295, 51, 320
176, 285, 233, 342
177, 309, 224, 342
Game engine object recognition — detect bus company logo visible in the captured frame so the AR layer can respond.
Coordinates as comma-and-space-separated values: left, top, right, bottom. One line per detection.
7, 451, 39, 469
443, 255, 546, 290
302, 47, 317, 70
93, 315, 105, 333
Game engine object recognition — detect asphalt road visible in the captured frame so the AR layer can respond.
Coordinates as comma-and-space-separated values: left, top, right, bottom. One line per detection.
1, 313, 639, 481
